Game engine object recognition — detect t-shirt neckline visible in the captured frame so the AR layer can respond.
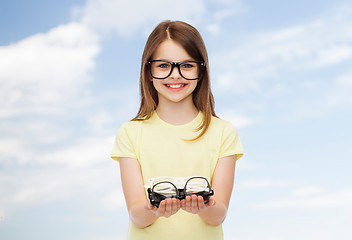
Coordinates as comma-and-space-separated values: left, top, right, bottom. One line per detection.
153, 111, 202, 128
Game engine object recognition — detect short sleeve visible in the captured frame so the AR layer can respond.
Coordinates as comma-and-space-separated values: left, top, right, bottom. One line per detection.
219, 122, 244, 160
111, 123, 138, 162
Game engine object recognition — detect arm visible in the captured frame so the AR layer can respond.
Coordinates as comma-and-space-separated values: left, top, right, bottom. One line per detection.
181, 154, 237, 226
119, 157, 181, 228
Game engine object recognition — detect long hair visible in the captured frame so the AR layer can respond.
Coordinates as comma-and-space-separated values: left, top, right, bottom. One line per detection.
132, 20, 217, 140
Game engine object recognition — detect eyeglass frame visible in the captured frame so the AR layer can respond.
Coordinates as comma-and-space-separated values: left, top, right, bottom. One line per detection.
146, 59, 206, 80
146, 176, 214, 208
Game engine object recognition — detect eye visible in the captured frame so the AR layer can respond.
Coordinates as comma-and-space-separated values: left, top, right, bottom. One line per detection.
158, 63, 170, 69
181, 62, 196, 69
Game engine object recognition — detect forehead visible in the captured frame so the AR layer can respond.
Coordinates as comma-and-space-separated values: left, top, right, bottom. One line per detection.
153, 39, 193, 61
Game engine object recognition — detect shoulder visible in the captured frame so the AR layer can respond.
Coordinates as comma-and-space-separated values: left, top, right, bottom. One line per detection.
207, 116, 240, 141
210, 116, 244, 159
116, 120, 143, 138
120, 120, 143, 129
117, 112, 159, 135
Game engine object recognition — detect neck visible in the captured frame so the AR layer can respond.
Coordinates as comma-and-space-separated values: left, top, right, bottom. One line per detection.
156, 99, 199, 125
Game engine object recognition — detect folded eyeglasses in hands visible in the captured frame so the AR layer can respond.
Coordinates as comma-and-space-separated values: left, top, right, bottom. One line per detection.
145, 176, 214, 208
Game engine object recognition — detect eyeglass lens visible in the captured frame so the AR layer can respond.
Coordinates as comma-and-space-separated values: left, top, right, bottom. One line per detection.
153, 182, 178, 198
185, 178, 209, 195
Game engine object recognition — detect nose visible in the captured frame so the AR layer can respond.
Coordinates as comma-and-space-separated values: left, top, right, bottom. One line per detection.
169, 64, 182, 79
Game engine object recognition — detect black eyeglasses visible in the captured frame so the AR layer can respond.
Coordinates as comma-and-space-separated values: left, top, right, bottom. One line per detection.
146, 176, 214, 208
146, 60, 205, 80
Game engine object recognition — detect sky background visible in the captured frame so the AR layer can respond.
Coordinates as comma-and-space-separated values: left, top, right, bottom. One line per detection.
1, 0, 352, 239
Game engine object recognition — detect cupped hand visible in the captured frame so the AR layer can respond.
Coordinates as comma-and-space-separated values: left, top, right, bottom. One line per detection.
146, 198, 181, 218
180, 195, 215, 214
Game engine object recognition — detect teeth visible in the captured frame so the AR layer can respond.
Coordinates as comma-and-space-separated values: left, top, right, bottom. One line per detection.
166, 84, 185, 89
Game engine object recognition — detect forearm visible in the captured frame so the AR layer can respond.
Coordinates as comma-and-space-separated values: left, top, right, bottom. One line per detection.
129, 198, 181, 228
129, 202, 158, 229
198, 201, 227, 226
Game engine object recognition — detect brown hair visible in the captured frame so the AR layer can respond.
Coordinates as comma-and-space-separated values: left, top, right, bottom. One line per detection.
132, 20, 217, 140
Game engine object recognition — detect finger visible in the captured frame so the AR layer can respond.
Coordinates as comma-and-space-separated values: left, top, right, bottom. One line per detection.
148, 203, 157, 211
191, 195, 198, 213
171, 198, 179, 214
157, 200, 166, 216
164, 199, 173, 218
197, 196, 206, 210
180, 199, 186, 210
207, 197, 215, 206
145, 202, 152, 210
185, 196, 192, 212
176, 199, 181, 210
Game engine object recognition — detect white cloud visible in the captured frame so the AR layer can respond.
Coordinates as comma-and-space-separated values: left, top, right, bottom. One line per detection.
0, 135, 114, 167
0, 139, 23, 161
254, 188, 352, 209
0, 160, 122, 215
236, 179, 297, 190
0, 214, 4, 222
218, 109, 256, 128
0, 22, 100, 118
212, 8, 352, 93
312, 44, 352, 67
41, 136, 114, 168
85, 236, 126, 240
73, 0, 247, 38
326, 71, 352, 108
211, 0, 247, 20
206, 24, 221, 36
291, 186, 324, 197
102, 190, 126, 210
74, 0, 206, 37
209, 4, 352, 123
0, 22, 109, 220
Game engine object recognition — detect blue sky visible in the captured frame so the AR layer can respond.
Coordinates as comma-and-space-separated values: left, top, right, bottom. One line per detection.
1, 0, 352, 239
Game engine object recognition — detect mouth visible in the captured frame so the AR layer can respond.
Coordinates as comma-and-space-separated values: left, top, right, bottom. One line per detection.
164, 84, 187, 89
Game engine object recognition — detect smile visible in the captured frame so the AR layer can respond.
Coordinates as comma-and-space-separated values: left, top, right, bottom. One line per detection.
165, 84, 187, 89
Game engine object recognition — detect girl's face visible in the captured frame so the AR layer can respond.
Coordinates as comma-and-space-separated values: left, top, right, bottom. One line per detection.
151, 39, 199, 106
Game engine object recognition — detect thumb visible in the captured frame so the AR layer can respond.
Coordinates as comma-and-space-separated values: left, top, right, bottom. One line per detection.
145, 202, 153, 210
208, 197, 215, 206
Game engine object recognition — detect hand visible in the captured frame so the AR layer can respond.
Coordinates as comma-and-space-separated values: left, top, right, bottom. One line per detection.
181, 195, 216, 214
146, 198, 181, 218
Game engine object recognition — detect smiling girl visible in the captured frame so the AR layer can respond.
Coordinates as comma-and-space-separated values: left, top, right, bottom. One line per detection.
111, 20, 244, 240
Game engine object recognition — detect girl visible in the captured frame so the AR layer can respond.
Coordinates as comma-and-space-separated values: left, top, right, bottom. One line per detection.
111, 20, 244, 240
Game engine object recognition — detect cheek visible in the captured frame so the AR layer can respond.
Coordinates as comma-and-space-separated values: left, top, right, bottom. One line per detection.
190, 81, 198, 91
152, 80, 162, 91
